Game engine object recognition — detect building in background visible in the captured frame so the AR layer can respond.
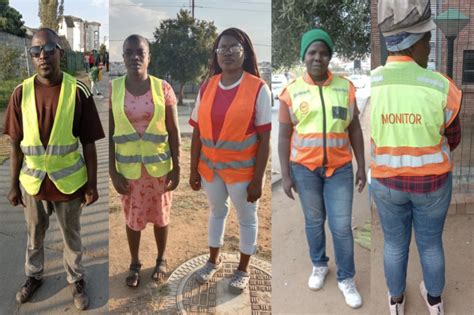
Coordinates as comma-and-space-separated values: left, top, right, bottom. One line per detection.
58, 15, 101, 52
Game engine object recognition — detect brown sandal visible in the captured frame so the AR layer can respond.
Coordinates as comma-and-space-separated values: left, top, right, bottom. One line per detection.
151, 258, 168, 283
126, 263, 142, 287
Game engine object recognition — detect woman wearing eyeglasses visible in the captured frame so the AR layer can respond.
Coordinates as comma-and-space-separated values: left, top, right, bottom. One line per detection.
109, 34, 181, 287
189, 28, 271, 294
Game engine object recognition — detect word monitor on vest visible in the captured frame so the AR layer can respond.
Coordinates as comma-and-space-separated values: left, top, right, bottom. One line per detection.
286, 74, 353, 176
370, 59, 456, 178
197, 72, 263, 184
111, 75, 172, 180
19, 72, 87, 195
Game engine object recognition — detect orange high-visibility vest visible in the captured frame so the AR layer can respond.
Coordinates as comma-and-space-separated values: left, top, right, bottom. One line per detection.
285, 74, 355, 176
198, 72, 263, 183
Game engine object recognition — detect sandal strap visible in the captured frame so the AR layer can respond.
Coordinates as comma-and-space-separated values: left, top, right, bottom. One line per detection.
129, 263, 142, 273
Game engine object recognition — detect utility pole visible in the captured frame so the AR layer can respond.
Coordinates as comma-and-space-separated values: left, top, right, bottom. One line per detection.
192, 0, 195, 18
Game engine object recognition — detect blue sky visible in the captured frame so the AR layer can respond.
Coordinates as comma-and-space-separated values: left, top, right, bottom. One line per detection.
109, 0, 271, 62
10, 0, 109, 45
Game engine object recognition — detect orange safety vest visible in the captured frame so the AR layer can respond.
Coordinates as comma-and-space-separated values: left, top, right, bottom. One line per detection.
285, 73, 354, 177
198, 72, 263, 183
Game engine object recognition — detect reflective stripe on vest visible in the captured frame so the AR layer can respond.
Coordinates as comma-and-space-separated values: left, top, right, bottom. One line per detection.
19, 72, 88, 195
111, 75, 172, 179
286, 74, 353, 174
370, 60, 456, 177
197, 72, 263, 184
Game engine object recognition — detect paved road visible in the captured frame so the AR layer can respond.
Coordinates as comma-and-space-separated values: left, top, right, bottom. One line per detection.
0, 73, 110, 314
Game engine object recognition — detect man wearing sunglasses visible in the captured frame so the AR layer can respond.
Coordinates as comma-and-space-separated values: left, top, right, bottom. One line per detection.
3, 28, 104, 310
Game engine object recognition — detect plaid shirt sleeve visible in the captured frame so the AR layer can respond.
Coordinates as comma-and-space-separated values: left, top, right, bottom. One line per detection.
445, 114, 461, 151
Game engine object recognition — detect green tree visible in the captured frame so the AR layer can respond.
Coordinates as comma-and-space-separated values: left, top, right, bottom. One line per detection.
150, 9, 217, 105
0, 45, 23, 80
38, 0, 60, 32
272, 0, 370, 70
0, 0, 26, 37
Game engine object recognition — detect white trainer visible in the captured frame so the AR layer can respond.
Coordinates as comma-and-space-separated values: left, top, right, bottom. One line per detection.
420, 281, 444, 315
337, 278, 363, 308
308, 266, 328, 290
388, 293, 405, 315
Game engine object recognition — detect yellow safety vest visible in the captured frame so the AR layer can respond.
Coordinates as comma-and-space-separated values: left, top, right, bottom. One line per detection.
371, 58, 459, 177
19, 72, 87, 195
286, 74, 354, 176
111, 75, 172, 179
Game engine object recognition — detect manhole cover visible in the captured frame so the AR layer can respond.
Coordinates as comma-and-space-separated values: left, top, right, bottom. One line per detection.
161, 253, 271, 314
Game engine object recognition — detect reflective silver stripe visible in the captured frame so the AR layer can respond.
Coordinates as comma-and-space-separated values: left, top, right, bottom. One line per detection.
292, 135, 348, 148
46, 143, 79, 155
372, 75, 383, 83
291, 147, 298, 158
21, 145, 45, 155
116, 153, 142, 163
142, 151, 171, 164
49, 158, 85, 181
441, 138, 451, 162
374, 152, 444, 168
200, 154, 256, 170
21, 164, 46, 179
116, 152, 171, 164
445, 109, 453, 124
200, 134, 258, 150
416, 76, 445, 90
113, 133, 141, 144
21, 143, 79, 156
289, 110, 299, 125
142, 133, 168, 143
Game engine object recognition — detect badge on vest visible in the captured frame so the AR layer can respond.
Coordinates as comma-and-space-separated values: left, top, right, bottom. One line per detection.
332, 106, 347, 120
299, 101, 310, 115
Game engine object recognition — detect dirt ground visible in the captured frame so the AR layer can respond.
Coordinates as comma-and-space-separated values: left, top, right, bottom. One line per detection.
108, 136, 272, 313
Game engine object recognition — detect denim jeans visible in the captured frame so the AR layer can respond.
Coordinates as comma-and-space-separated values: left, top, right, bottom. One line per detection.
291, 162, 355, 281
370, 173, 452, 297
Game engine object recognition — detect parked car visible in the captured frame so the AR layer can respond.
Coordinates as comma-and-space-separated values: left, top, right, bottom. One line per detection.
271, 74, 288, 100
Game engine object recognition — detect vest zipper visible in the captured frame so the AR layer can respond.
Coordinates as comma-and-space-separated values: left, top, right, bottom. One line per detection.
318, 86, 328, 166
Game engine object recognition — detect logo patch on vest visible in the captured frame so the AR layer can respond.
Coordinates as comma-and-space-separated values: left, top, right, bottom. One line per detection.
299, 102, 309, 115
332, 106, 347, 120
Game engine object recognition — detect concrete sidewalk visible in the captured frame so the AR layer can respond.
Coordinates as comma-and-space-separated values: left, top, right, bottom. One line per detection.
0, 72, 110, 314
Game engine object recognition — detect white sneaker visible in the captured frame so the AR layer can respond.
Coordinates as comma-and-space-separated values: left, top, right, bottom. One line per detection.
388, 293, 405, 315
308, 266, 328, 290
338, 278, 363, 308
420, 281, 444, 315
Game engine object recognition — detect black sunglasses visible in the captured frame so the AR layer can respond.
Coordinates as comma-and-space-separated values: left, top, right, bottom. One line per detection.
29, 43, 62, 58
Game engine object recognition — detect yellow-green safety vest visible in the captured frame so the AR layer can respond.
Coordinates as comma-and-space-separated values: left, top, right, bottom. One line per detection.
371, 60, 454, 177
111, 75, 172, 180
19, 72, 88, 195
286, 74, 354, 175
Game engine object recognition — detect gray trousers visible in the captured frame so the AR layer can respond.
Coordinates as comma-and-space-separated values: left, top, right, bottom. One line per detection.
23, 191, 85, 284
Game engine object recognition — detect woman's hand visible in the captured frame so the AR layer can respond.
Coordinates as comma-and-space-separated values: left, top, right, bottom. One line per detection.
282, 175, 297, 200
355, 167, 366, 193
166, 166, 180, 191
111, 172, 131, 195
189, 169, 202, 191
247, 178, 263, 203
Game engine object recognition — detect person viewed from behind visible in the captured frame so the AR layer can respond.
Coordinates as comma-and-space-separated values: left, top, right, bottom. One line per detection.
4, 28, 104, 310
371, 1, 462, 314
278, 28, 366, 309
109, 34, 181, 287
189, 27, 271, 294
